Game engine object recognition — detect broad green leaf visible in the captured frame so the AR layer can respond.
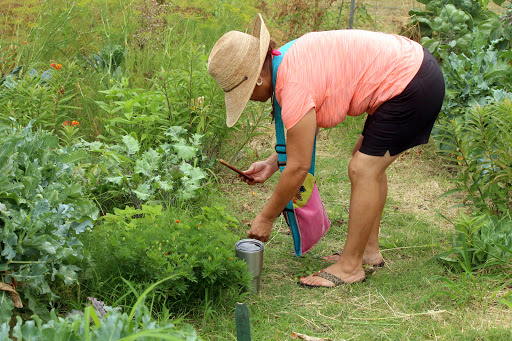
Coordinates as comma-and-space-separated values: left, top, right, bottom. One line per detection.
0, 323, 10, 339
173, 143, 197, 161
70, 219, 93, 234
164, 126, 187, 139
134, 184, 151, 200
122, 135, 140, 155
1, 232, 17, 259
106, 176, 124, 185
0, 292, 13, 325
55, 264, 80, 285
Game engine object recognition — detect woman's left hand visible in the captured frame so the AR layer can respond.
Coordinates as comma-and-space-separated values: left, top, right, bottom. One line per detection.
248, 214, 274, 242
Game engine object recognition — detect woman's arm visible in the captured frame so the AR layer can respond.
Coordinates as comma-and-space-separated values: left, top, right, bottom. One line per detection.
248, 108, 318, 241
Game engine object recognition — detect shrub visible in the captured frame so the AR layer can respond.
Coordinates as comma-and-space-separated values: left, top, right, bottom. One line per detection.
93, 77, 174, 149
75, 126, 207, 213
0, 63, 80, 131
439, 212, 512, 272
79, 204, 251, 312
436, 100, 512, 216
0, 122, 98, 323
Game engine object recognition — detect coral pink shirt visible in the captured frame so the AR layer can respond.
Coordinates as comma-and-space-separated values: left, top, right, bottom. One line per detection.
275, 30, 424, 129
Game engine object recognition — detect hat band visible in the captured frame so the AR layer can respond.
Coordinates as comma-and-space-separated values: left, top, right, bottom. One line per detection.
224, 76, 248, 92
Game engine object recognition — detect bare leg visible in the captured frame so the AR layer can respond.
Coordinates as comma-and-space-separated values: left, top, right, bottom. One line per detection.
362, 172, 386, 265
323, 135, 385, 266
322, 173, 385, 265
300, 149, 399, 286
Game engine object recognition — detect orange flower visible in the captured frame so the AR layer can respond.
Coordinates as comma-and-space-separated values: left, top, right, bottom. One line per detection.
175, 220, 180, 223
63, 120, 79, 127
23, 41, 28, 45
50, 63, 62, 70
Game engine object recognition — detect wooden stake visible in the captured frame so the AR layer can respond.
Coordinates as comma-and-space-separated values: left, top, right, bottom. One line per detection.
235, 302, 251, 341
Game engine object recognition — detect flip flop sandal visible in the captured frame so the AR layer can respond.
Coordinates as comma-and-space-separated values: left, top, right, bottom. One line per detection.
298, 270, 365, 288
363, 261, 386, 274
322, 253, 385, 271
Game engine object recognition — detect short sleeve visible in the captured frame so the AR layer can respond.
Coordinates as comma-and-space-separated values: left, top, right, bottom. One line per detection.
276, 82, 316, 129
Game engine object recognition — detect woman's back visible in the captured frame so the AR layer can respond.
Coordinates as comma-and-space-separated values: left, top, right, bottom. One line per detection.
275, 30, 424, 129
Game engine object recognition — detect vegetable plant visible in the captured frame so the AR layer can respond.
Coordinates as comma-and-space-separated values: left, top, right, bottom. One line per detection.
1, 284, 201, 340
77, 126, 207, 212
0, 122, 99, 323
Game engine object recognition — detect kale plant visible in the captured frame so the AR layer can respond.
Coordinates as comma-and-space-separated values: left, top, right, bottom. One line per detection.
0, 122, 99, 323
0, 300, 201, 340
77, 126, 207, 212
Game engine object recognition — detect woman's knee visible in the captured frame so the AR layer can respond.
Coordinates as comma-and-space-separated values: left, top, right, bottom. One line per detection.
348, 154, 388, 184
348, 158, 371, 184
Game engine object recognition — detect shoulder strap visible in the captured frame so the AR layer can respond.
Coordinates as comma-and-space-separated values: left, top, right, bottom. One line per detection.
272, 40, 316, 175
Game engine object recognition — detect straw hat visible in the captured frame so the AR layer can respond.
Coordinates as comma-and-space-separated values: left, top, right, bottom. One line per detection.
208, 13, 270, 127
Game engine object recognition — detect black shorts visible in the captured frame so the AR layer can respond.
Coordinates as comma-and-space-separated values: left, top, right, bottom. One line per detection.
360, 48, 445, 156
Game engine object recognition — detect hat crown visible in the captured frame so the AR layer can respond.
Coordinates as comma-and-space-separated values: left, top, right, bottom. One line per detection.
208, 31, 259, 92
207, 13, 270, 127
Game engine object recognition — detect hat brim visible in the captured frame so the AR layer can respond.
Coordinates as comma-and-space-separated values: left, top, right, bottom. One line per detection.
224, 14, 270, 127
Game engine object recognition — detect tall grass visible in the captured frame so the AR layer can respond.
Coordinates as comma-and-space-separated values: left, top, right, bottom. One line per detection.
0, 0, 263, 146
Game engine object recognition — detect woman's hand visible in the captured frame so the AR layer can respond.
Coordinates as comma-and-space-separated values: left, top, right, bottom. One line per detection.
242, 159, 277, 185
248, 213, 274, 242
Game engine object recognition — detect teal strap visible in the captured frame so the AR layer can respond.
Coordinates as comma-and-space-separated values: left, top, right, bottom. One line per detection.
272, 40, 316, 176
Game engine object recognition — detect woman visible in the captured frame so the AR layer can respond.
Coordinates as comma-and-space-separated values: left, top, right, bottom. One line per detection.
208, 14, 445, 287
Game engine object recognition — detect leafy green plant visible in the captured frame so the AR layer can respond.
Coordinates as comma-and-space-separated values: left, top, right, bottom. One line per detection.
82, 44, 126, 77
408, 0, 512, 58
0, 122, 99, 323
422, 212, 512, 307
79, 204, 251, 313
59, 120, 83, 147
420, 4, 474, 55
437, 212, 512, 271
436, 100, 512, 215
0, 64, 80, 130
0, 279, 202, 340
152, 46, 232, 158
76, 126, 206, 212
409, 0, 503, 35
94, 77, 172, 149
440, 24, 512, 120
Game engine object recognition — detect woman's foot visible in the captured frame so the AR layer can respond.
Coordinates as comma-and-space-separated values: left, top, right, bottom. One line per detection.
298, 263, 365, 288
322, 251, 384, 267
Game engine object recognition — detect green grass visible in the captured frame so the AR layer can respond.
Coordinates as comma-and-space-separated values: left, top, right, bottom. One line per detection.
205, 119, 512, 340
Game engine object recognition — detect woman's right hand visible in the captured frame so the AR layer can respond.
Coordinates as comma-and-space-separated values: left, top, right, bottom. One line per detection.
242, 160, 277, 185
